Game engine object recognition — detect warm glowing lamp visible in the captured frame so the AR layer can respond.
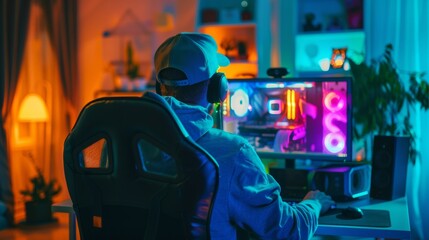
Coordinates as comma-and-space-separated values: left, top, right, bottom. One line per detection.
330, 48, 347, 69
18, 94, 48, 122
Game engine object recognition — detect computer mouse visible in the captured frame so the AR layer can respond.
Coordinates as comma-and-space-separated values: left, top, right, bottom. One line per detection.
341, 206, 364, 219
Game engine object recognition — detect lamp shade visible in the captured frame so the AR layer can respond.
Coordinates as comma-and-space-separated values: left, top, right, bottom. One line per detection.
18, 94, 48, 122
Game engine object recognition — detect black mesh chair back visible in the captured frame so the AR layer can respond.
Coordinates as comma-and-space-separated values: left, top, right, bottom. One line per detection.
63, 92, 219, 240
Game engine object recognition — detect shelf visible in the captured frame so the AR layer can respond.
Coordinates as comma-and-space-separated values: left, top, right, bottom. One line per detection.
228, 60, 257, 64
297, 29, 364, 36
295, 29, 365, 74
196, 0, 272, 77
297, 0, 364, 33
297, 69, 353, 78
198, 22, 257, 78
198, 21, 256, 28
292, 0, 365, 76
197, 0, 256, 25
220, 62, 258, 79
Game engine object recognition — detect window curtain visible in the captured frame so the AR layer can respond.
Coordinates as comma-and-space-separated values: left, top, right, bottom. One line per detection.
365, 1, 429, 239
7, 0, 78, 222
34, 0, 78, 196
0, 0, 31, 227
41, 0, 78, 201
9, 2, 60, 222
41, 0, 78, 128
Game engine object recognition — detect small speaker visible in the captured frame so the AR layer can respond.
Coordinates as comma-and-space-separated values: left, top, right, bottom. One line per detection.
370, 136, 409, 200
312, 164, 371, 201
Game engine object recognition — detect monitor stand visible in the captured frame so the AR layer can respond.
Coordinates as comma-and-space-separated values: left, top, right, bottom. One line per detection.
285, 158, 296, 169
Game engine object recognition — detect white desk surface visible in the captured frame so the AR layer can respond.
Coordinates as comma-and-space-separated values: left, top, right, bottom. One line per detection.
52, 199, 76, 240
52, 199, 73, 213
316, 197, 410, 239
53, 197, 410, 240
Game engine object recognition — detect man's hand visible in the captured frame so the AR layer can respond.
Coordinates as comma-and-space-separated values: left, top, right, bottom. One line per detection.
303, 190, 335, 214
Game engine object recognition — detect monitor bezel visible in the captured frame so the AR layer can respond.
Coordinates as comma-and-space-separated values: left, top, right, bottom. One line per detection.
223, 76, 353, 162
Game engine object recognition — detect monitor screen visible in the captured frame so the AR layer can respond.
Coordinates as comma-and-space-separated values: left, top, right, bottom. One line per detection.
222, 77, 352, 161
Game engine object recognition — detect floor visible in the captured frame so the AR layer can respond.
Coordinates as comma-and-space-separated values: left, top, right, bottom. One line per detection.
0, 213, 77, 240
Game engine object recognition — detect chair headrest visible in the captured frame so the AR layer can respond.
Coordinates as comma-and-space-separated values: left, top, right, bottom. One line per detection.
141, 91, 189, 138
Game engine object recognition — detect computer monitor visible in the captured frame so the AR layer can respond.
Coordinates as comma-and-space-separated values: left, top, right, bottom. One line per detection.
222, 77, 352, 162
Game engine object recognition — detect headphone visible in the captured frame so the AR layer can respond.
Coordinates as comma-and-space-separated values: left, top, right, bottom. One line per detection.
156, 72, 228, 104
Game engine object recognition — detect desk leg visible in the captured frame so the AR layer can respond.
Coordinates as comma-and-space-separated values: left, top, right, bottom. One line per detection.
69, 212, 76, 240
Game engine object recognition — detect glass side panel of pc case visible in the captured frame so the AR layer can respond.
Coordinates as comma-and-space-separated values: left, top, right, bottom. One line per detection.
222, 77, 352, 161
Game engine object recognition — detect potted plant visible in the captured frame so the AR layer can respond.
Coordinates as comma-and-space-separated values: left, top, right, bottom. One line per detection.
125, 41, 147, 90
349, 44, 429, 163
126, 41, 140, 80
20, 168, 61, 224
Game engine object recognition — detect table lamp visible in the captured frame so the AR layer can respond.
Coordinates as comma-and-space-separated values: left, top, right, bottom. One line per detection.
18, 93, 48, 122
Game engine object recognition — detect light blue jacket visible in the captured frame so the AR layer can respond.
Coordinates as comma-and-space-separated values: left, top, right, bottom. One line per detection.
165, 96, 321, 240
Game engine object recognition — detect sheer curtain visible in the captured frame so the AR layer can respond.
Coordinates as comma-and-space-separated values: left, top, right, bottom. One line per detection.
365, 1, 429, 239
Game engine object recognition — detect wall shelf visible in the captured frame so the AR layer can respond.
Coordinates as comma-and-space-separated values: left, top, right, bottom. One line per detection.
196, 0, 271, 78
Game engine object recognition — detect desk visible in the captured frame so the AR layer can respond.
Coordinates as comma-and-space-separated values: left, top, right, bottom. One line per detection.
316, 197, 410, 239
51, 200, 76, 240
52, 197, 410, 240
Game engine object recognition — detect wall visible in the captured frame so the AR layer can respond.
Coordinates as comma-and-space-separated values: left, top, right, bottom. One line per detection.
78, 0, 197, 110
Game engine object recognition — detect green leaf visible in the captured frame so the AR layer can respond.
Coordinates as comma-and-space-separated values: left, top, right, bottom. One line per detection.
350, 43, 428, 164
20, 167, 61, 202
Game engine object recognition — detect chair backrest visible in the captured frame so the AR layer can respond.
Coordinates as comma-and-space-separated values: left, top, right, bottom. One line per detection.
64, 92, 219, 240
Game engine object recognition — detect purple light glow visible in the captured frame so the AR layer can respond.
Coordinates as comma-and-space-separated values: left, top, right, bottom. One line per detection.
324, 92, 345, 112
320, 166, 351, 173
324, 132, 346, 153
324, 113, 346, 133
322, 90, 347, 154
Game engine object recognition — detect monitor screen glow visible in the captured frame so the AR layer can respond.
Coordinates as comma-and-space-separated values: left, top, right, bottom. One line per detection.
222, 77, 352, 161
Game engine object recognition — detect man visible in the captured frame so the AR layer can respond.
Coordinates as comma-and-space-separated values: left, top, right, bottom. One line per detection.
154, 32, 334, 239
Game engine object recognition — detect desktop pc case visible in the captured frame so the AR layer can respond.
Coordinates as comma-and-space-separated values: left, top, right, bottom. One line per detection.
219, 77, 371, 201
221, 77, 352, 161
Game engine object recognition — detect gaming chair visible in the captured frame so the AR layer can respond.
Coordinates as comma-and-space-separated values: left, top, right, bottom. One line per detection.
63, 91, 219, 239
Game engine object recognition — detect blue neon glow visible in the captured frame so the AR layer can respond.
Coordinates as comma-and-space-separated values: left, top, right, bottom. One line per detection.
264, 83, 313, 89
296, 31, 365, 72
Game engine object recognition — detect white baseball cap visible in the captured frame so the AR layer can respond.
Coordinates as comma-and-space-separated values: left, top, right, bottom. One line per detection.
154, 32, 230, 86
